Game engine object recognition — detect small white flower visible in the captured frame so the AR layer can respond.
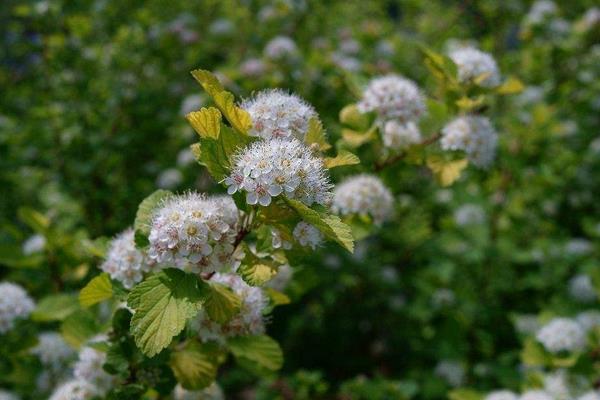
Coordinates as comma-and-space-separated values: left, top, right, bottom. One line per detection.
148, 193, 240, 274
448, 47, 501, 88
441, 115, 498, 168
564, 239, 592, 256
575, 310, 600, 333
514, 314, 541, 335
520, 390, 554, 400
241, 89, 318, 141
293, 222, 323, 250
22, 234, 46, 255
0, 282, 35, 334
240, 58, 267, 78
524, 0, 558, 26
225, 138, 332, 207
264, 36, 298, 60
266, 264, 294, 292
0, 390, 19, 400
271, 229, 292, 250
332, 174, 394, 225
101, 229, 157, 289
543, 370, 572, 400
536, 317, 586, 353
454, 204, 486, 226
74, 345, 114, 394
358, 74, 426, 122
569, 274, 597, 303
156, 168, 183, 189
484, 390, 518, 400
383, 120, 422, 150
434, 360, 465, 387
31, 332, 75, 372
195, 273, 267, 341
48, 379, 99, 400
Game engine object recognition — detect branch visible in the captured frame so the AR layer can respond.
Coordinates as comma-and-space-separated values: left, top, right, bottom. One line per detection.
374, 133, 441, 171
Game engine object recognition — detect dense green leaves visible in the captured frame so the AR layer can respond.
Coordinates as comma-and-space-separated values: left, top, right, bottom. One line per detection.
128, 269, 205, 357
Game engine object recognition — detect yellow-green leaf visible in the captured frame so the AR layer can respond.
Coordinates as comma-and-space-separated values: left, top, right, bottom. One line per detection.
32, 294, 80, 322
60, 310, 100, 348
497, 76, 525, 95
341, 128, 375, 148
170, 340, 223, 390
264, 287, 291, 306
304, 118, 331, 151
79, 273, 113, 307
426, 156, 468, 187
213, 91, 252, 134
227, 335, 283, 372
339, 104, 369, 130
203, 282, 242, 324
449, 389, 483, 400
455, 96, 485, 112
191, 69, 224, 98
186, 107, 222, 139
324, 150, 360, 169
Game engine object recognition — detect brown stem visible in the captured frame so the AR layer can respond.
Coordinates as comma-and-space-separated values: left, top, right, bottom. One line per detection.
374, 133, 441, 171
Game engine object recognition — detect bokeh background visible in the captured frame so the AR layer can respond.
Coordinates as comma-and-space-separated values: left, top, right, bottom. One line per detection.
2, 0, 600, 399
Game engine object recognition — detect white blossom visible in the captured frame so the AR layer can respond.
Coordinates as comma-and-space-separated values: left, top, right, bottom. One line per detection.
357, 75, 426, 122
434, 360, 465, 387
264, 36, 298, 60
432, 289, 456, 308
564, 239, 592, 256
576, 310, 600, 332
543, 370, 572, 400
174, 383, 224, 400
579, 391, 600, 400
0, 282, 35, 334
101, 229, 156, 289
454, 204, 486, 226
31, 332, 75, 372
156, 168, 183, 189
148, 193, 240, 274
180, 94, 204, 116
524, 0, 558, 26
448, 47, 501, 88
22, 234, 46, 255
241, 90, 317, 141
485, 390, 518, 400
240, 58, 267, 78
271, 229, 292, 250
293, 222, 323, 249
195, 273, 267, 341
579, 7, 600, 31
48, 380, 99, 400
0, 390, 19, 400
569, 274, 597, 303
383, 120, 422, 150
73, 345, 114, 394
536, 318, 586, 353
332, 174, 394, 225
225, 138, 332, 207
520, 390, 554, 400
440, 115, 498, 168
177, 148, 196, 167
514, 314, 541, 335
266, 264, 294, 292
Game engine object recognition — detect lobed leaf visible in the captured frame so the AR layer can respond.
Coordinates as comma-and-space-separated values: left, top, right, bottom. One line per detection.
79, 273, 113, 307
304, 118, 331, 151
227, 335, 284, 372
170, 340, 223, 390
426, 155, 468, 187
202, 281, 242, 324
134, 190, 173, 247
324, 150, 360, 169
186, 107, 222, 139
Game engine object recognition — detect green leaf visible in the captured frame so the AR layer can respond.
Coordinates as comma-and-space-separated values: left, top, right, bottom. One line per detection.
521, 338, 550, 367
426, 156, 468, 187
283, 198, 354, 253
264, 287, 291, 306
133, 190, 173, 247
238, 245, 278, 286
227, 335, 283, 372
339, 104, 369, 131
455, 96, 485, 112
128, 269, 205, 357
203, 281, 242, 324
497, 76, 525, 95
17, 207, 50, 233
341, 128, 376, 148
419, 99, 448, 134
191, 69, 225, 97
61, 309, 100, 348
79, 273, 113, 307
32, 294, 80, 322
304, 118, 331, 151
170, 340, 223, 390
324, 150, 360, 169
449, 389, 483, 400
186, 107, 222, 139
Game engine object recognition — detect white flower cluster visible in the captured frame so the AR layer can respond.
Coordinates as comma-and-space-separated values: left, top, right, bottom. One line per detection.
454, 204, 486, 226
48, 380, 99, 400
225, 138, 332, 207
267, 264, 294, 292
31, 332, 75, 372
543, 370, 572, 400
0, 390, 19, 400
576, 310, 600, 333
383, 120, 422, 150
22, 234, 46, 255
0, 282, 35, 334
434, 360, 465, 387
196, 273, 267, 341
536, 317, 586, 353
174, 383, 224, 400
264, 36, 298, 60
358, 75, 426, 123
524, 0, 558, 26
73, 345, 115, 394
579, 392, 600, 400
448, 47, 501, 88
520, 390, 554, 400
484, 390, 518, 400
332, 174, 394, 225
293, 222, 323, 249
101, 229, 154, 289
569, 274, 597, 303
240, 58, 267, 78
440, 115, 498, 168
148, 194, 240, 274
241, 90, 317, 141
